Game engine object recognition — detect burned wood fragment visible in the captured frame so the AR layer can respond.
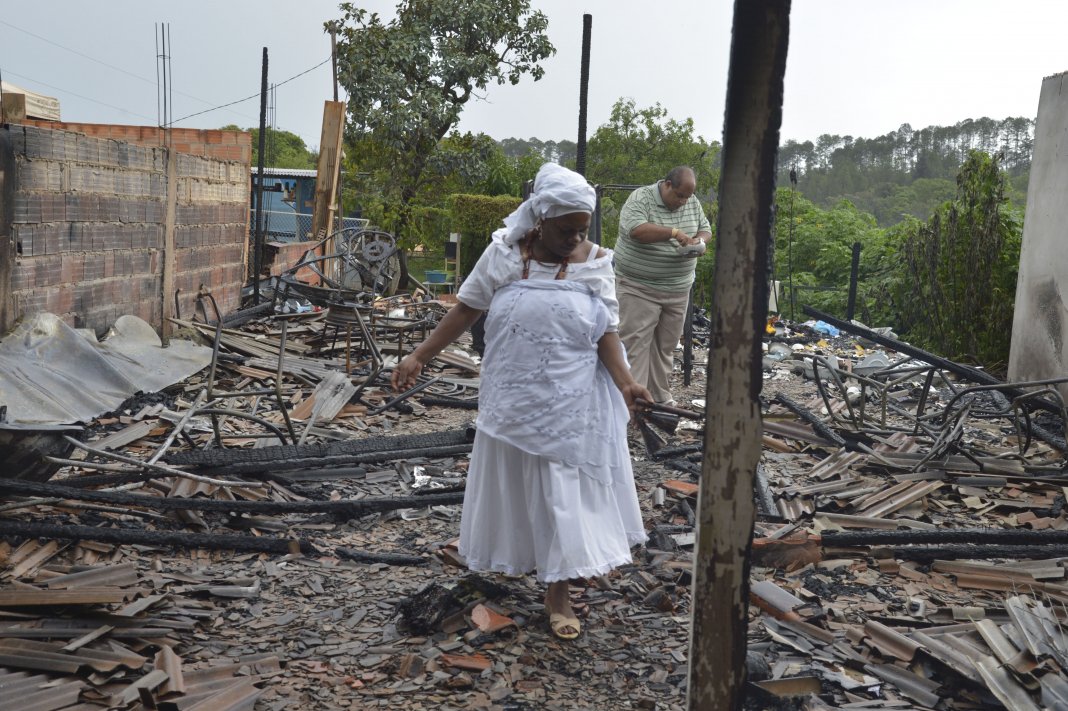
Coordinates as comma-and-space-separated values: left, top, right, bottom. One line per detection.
196, 444, 475, 477
0, 478, 464, 516
397, 582, 459, 635
336, 547, 426, 566
165, 427, 475, 468
882, 544, 1068, 562
419, 396, 479, 410
822, 529, 1068, 547
0, 520, 315, 555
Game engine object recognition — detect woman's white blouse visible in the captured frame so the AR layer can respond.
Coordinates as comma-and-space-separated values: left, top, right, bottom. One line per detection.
456, 230, 620, 332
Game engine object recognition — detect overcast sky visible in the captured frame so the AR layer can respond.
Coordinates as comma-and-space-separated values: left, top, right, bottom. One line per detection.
3, 0, 1066, 152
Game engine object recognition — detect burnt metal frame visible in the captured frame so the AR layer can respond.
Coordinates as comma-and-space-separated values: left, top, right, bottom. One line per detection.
273, 227, 400, 310
166, 290, 300, 451
804, 350, 1068, 468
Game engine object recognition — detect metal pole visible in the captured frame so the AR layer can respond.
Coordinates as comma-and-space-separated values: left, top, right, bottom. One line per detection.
253, 47, 269, 306
683, 285, 694, 386
575, 14, 592, 176
787, 166, 797, 320
846, 241, 861, 320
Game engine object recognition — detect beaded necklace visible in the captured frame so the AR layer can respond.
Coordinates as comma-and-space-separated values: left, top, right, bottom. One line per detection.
520, 229, 569, 280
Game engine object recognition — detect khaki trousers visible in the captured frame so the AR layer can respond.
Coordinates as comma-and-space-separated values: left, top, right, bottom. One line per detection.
616, 276, 690, 403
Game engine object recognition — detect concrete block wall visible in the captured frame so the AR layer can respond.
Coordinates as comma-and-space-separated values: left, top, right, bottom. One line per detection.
2, 123, 250, 335
20, 120, 251, 164
172, 152, 248, 321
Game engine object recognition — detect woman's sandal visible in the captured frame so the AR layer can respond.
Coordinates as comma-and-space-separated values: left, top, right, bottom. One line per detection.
548, 612, 581, 640
545, 593, 581, 640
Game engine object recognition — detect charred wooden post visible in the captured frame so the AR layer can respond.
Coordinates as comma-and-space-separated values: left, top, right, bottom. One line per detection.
687, 1, 790, 709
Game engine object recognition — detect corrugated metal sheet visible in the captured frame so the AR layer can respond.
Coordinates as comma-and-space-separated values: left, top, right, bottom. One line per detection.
862, 620, 923, 662
0, 638, 144, 674
0, 588, 128, 607
865, 663, 941, 708
0, 668, 85, 711
44, 563, 139, 590
975, 656, 1042, 711
911, 630, 981, 683
806, 450, 866, 481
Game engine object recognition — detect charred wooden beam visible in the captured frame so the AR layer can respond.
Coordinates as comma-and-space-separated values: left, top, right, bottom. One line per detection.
0, 519, 315, 555
336, 547, 426, 566
0, 478, 463, 517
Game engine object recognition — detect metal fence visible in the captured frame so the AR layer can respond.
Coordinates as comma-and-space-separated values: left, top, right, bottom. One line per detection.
250, 211, 369, 243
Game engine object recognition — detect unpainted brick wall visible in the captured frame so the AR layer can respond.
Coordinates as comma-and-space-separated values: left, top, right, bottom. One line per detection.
3, 124, 250, 334
20, 120, 252, 164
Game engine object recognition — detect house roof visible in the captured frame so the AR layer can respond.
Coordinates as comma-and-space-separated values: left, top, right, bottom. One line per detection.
250, 167, 317, 178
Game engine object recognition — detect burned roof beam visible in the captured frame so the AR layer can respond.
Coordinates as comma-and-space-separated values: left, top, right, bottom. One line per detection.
0, 478, 463, 517
0, 520, 316, 556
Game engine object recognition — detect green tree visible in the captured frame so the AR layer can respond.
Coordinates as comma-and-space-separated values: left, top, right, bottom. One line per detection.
220, 125, 317, 169
771, 189, 886, 319
892, 151, 1022, 372
329, 0, 553, 248
585, 98, 720, 258
585, 98, 720, 189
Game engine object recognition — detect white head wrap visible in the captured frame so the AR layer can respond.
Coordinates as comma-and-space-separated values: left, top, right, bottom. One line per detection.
500, 163, 597, 246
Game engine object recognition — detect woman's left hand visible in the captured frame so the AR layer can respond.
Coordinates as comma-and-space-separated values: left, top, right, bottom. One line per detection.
619, 382, 654, 418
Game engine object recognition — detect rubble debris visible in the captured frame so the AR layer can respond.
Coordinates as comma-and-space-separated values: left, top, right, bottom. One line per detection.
2, 285, 1066, 709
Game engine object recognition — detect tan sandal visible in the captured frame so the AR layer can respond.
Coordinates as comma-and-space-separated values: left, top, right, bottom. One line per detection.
546, 593, 580, 636
548, 612, 581, 640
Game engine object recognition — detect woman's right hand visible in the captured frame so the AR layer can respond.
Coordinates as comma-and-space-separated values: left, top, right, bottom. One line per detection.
391, 354, 425, 392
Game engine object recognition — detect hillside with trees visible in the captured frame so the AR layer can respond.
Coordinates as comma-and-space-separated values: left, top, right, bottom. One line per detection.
777, 116, 1034, 225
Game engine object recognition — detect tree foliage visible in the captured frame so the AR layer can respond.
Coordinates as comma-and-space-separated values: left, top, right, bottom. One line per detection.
329, 0, 553, 247
220, 125, 317, 169
498, 137, 577, 164
585, 98, 720, 189
448, 193, 523, 275
771, 189, 886, 319
891, 151, 1022, 371
582, 98, 720, 255
778, 117, 1033, 225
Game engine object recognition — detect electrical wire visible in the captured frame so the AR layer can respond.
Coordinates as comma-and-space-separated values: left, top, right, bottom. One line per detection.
166, 57, 331, 127
1, 19, 335, 127
0, 69, 156, 122
0, 18, 255, 121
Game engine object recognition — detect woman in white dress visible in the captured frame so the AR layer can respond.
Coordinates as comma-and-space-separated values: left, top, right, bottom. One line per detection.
391, 163, 650, 640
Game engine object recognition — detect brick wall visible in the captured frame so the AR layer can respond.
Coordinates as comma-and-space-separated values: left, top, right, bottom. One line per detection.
266, 240, 320, 285
1, 123, 250, 335
20, 120, 251, 164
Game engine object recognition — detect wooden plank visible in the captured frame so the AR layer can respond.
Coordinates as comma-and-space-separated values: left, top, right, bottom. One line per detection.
94, 420, 157, 451
309, 101, 347, 279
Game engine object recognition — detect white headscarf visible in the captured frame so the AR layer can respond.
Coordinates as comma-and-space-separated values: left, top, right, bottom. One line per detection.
500, 163, 597, 246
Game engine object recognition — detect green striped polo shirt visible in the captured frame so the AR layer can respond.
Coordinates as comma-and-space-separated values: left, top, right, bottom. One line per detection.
614, 181, 712, 292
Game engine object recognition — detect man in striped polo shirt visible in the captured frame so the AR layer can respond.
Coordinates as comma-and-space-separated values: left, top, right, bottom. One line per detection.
614, 166, 712, 405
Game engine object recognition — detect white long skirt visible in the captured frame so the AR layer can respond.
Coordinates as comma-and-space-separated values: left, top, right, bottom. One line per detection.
458, 432, 648, 583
